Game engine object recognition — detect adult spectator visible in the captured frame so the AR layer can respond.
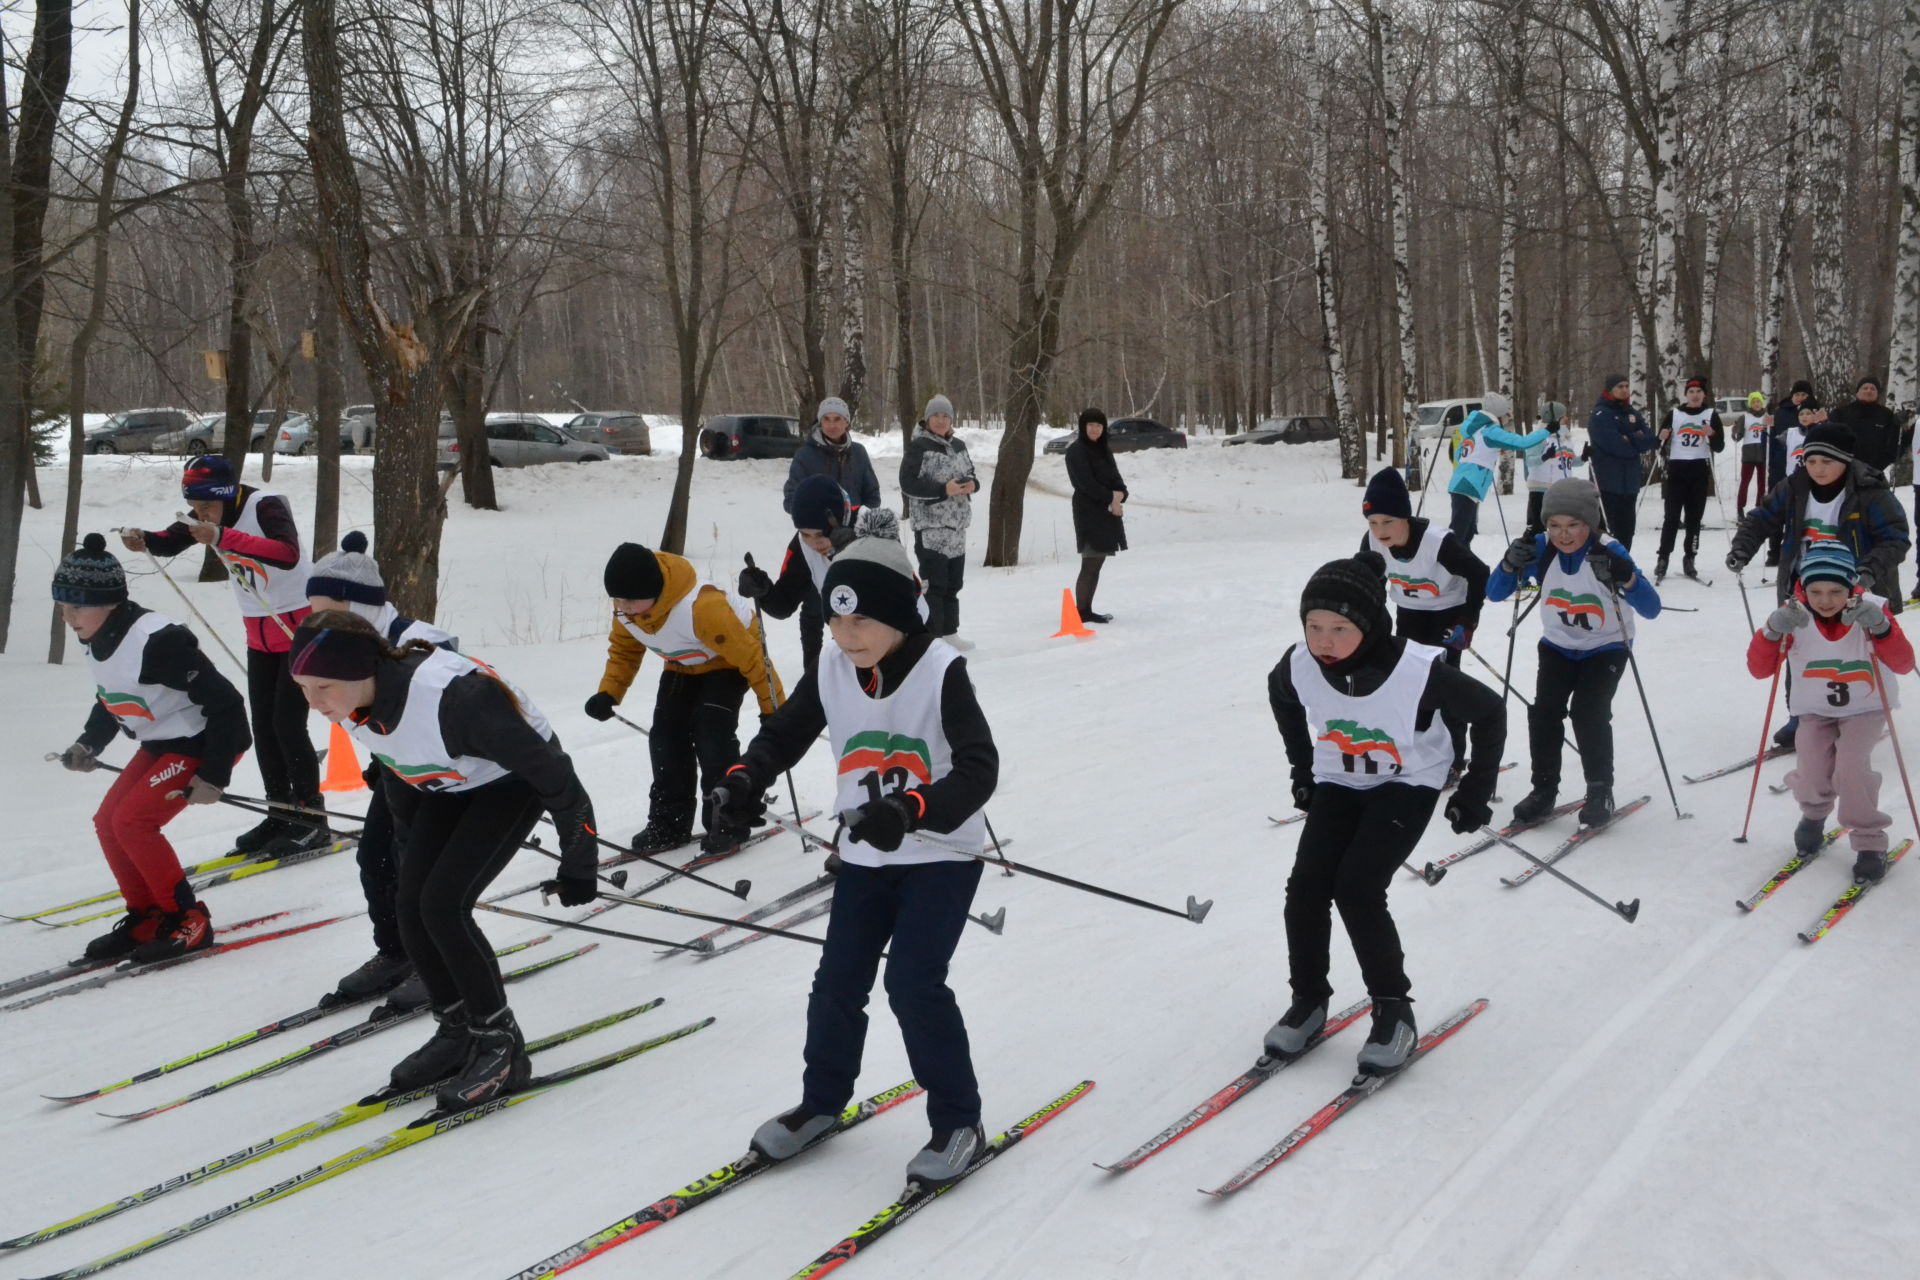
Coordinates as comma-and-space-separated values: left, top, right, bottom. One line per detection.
1584, 373, 1658, 549
783, 396, 882, 514
898, 394, 976, 640
1065, 408, 1128, 624
1830, 375, 1903, 476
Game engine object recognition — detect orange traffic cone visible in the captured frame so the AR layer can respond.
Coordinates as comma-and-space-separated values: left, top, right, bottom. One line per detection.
319, 721, 366, 792
1051, 587, 1095, 639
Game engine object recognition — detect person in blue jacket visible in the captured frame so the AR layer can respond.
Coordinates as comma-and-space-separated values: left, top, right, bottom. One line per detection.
783, 397, 883, 514
1490, 478, 1661, 828
1585, 374, 1659, 549
1445, 409, 1548, 550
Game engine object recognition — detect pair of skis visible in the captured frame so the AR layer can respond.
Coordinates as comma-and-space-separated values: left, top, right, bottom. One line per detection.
0, 834, 358, 926
1097, 1000, 1488, 1197
1736, 828, 1913, 942
1682, 745, 1792, 785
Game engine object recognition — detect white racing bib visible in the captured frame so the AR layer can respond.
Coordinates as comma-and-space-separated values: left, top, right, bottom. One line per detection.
219, 489, 313, 618
1288, 642, 1452, 791
1538, 548, 1634, 651
1668, 408, 1715, 462
620, 584, 753, 666
1788, 594, 1899, 720
1366, 525, 1470, 612
348, 649, 553, 793
88, 612, 208, 743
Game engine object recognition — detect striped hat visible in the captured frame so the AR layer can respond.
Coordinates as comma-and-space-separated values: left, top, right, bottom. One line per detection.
1797, 542, 1858, 590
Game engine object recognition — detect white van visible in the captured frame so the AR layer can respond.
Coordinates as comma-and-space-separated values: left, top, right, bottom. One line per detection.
1411, 394, 1513, 440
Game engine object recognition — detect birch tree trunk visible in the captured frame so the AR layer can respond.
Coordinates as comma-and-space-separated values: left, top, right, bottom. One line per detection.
1889, 0, 1920, 414
1374, 1, 1418, 469
837, 120, 868, 419
1649, 0, 1684, 407
1495, 0, 1527, 494
1760, 43, 1807, 400
1306, 0, 1360, 479
1805, 0, 1852, 400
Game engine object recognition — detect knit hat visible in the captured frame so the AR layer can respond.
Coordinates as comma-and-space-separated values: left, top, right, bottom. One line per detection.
1801, 423, 1856, 465
288, 615, 385, 681
1790, 379, 1814, 397
1747, 392, 1767, 408
1603, 372, 1628, 392
603, 542, 666, 601
817, 396, 851, 423
1541, 478, 1604, 530
924, 394, 954, 420
1797, 542, 1859, 590
1361, 467, 1412, 520
51, 533, 127, 606
307, 531, 385, 606
821, 535, 924, 636
1299, 550, 1391, 636
1683, 377, 1708, 396
791, 475, 852, 532
1858, 374, 1884, 393
181, 454, 237, 501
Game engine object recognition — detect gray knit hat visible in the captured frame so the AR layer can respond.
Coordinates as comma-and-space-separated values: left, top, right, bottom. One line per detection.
822, 535, 924, 636
818, 396, 851, 422
1541, 478, 1604, 530
51, 533, 128, 606
306, 531, 385, 606
924, 394, 954, 420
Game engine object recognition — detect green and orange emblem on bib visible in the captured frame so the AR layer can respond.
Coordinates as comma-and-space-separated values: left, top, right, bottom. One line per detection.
95, 686, 154, 720
1388, 573, 1440, 598
1546, 588, 1606, 626
1802, 518, 1841, 544
646, 644, 709, 664
373, 753, 468, 789
837, 730, 933, 784
1804, 659, 1873, 687
1316, 719, 1403, 767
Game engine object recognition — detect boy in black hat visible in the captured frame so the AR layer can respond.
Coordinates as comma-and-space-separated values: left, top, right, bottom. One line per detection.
715, 535, 999, 1191
1266, 550, 1505, 1076
52, 534, 252, 963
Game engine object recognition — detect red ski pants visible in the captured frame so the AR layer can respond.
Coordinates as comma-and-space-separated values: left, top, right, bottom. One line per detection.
92, 749, 200, 912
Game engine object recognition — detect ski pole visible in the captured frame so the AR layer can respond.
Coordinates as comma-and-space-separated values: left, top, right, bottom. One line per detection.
1464, 646, 1580, 755
1411, 428, 1451, 516
1735, 636, 1788, 843
529, 817, 743, 899
1867, 647, 1920, 838
566, 886, 832, 948
1500, 578, 1544, 714
1606, 579, 1691, 821
985, 812, 1015, 878
830, 809, 1213, 923
476, 902, 711, 953
1479, 826, 1639, 922
745, 551, 807, 849
610, 710, 651, 738
1735, 570, 1756, 634
122, 540, 247, 676
767, 813, 1005, 933
179, 514, 299, 641
42, 755, 353, 825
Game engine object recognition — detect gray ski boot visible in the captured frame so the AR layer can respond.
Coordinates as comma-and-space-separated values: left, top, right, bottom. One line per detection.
751, 1105, 838, 1161
1793, 817, 1827, 856
906, 1124, 986, 1190
1262, 999, 1328, 1061
1356, 998, 1417, 1076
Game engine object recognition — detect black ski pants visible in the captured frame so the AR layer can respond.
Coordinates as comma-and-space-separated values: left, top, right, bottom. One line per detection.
1656, 460, 1712, 563
1529, 645, 1627, 792
803, 858, 984, 1130
648, 667, 749, 834
914, 532, 965, 637
1599, 489, 1639, 551
356, 766, 403, 956
1285, 781, 1436, 1005
246, 646, 319, 805
387, 774, 544, 1018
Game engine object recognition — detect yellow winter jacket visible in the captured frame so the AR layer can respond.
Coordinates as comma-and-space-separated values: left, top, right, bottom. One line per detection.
596, 550, 783, 714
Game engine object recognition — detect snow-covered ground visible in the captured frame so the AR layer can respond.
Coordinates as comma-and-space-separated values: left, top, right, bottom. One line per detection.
1, 439, 1916, 1279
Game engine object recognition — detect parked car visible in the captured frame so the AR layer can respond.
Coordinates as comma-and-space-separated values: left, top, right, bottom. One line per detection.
438, 414, 610, 468
1411, 394, 1513, 440
276, 413, 371, 456
84, 408, 195, 455
1224, 415, 1339, 446
699, 413, 804, 460
1043, 416, 1186, 454
157, 409, 291, 455
563, 411, 652, 454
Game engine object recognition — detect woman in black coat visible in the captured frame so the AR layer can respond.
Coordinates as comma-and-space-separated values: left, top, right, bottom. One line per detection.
1064, 407, 1129, 623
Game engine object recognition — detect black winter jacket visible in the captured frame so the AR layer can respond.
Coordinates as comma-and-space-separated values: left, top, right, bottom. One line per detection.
1064, 425, 1129, 555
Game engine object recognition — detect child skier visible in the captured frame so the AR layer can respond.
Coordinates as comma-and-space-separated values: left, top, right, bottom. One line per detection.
119, 456, 320, 856
1522, 411, 1580, 536
713, 536, 998, 1189
1491, 478, 1662, 827
1446, 409, 1548, 550
1736, 391, 1770, 511
1652, 378, 1725, 582
1265, 551, 1505, 1073
306, 532, 460, 1006
53, 534, 252, 962
1727, 423, 1911, 751
1745, 543, 1913, 883
288, 610, 599, 1108
1357, 467, 1490, 777
588, 542, 783, 855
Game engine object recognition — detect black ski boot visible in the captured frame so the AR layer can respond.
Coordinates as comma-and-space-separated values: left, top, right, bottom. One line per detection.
436, 1006, 531, 1110
700, 823, 750, 856
390, 1003, 471, 1090
1773, 717, 1799, 753
1793, 817, 1827, 857
261, 798, 330, 857
82, 906, 164, 961
630, 820, 693, 856
1654, 555, 1670, 582
379, 970, 430, 1014
1356, 998, 1418, 1076
332, 951, 413, 1002
1853, 849, 1889, 884
232, 809, 291, 855
1579, 785, 1615, 827
1511, 787, 1559, 825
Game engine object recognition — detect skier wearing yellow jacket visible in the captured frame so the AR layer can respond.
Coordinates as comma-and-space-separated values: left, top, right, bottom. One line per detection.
586, 542, 784, 855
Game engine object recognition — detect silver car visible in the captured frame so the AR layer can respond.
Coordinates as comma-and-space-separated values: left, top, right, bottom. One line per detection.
274, 412, 366, 456
156, 410, 290, 455
438, 414, 610, 468
85, 408, 195, 455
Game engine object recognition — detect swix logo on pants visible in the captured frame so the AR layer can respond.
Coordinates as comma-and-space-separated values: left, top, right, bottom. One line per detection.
148, 758, 190, 789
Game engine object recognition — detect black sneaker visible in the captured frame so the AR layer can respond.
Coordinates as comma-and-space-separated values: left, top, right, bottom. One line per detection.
1579, 785, 1615, 827
334, 952, 413, 1000
1793, 817, 1827, 857
391, 1003, 471, 1089
436, 1007, 530, 1111
1356, 998, 1417, 1076
1854, 850, 1889, 884
1511, 788, 1559, 824
1079, 611, 1113, 625
630, 821, 694, 855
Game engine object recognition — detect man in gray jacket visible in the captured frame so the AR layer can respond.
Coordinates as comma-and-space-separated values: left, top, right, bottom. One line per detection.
898, 395, 976, 639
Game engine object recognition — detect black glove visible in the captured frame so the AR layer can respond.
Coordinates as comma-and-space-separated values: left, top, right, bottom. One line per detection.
551, 796, 601, 875
1588, 549, 1631, 590
583, 691, 617, 722
542, 870, 599, 908
737, 565, 774, 599
846, 795, 914, 852
1444, 791, 1494, 835
708, 766, 770, 828
1500, 536, 1536, 575
1291, 775, 1316, 812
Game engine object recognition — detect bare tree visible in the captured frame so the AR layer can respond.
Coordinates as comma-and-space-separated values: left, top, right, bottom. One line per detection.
1306, 0, 1360, 478
1893, 0, 1920, 413
1366, 0, 1419, 473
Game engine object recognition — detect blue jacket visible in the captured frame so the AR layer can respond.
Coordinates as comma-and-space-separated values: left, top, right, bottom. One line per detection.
782, 427, 883, 513
1447, 411, 1549, 501
1586, 395, 1658, 495
1487, 533, 1662, 659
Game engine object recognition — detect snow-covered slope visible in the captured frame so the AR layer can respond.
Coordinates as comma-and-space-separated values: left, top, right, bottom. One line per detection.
2, 440, 1915, 1278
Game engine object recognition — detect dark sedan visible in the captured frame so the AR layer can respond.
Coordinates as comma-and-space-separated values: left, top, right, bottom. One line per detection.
1222, 415, 1339, 446
1043, 417, 1186, 454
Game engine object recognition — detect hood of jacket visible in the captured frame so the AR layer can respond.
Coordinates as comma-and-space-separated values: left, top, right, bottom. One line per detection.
808, 425, 853, 455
